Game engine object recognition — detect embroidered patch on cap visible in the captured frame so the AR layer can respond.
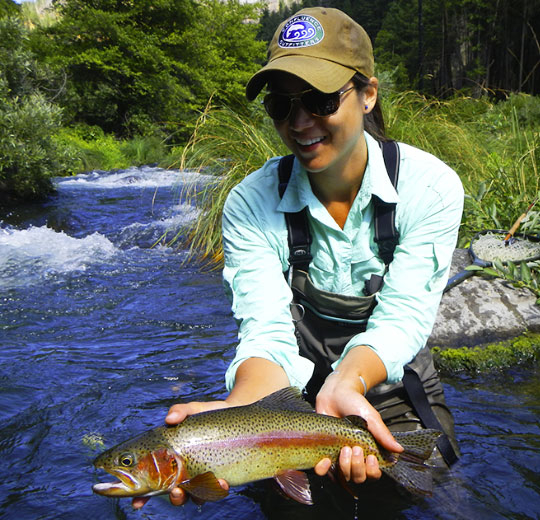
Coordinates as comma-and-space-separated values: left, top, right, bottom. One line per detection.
278, 15, 324, 48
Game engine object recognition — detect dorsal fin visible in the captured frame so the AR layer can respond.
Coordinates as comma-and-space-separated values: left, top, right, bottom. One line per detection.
255, 387, 314, 413
345, 415, 368, 430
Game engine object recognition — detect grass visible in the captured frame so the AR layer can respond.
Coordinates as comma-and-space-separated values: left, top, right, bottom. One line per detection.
53, 125, 172, 174
383, 91, 540, 244
168, 99, 288, 264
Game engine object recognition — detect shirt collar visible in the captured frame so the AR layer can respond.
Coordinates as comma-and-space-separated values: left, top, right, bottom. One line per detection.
276, 132, 400, 215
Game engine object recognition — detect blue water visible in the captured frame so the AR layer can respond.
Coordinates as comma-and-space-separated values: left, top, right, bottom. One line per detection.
0, 167, 539, 520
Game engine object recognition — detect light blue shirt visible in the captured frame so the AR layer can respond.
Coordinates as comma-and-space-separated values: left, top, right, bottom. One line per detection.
222, 132, 464, 391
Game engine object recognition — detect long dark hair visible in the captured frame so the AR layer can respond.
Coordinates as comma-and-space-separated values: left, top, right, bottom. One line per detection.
352, 73, 387, 142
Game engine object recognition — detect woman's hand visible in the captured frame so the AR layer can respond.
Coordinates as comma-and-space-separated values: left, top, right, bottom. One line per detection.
313, 355, 403, 484
131, 399, 232, 510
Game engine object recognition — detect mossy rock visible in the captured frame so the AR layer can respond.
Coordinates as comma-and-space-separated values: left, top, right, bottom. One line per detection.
432, 332, 540, 374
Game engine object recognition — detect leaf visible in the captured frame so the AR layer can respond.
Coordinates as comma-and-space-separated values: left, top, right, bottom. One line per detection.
520, 262, 532, 285
483, 268, 500, 277
465, 265, 484, 271
508, 261, 517, 279
476, 182, 487, 201
493, 259, 506, 273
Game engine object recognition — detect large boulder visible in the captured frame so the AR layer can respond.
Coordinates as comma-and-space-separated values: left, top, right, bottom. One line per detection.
428, 249, 540, 349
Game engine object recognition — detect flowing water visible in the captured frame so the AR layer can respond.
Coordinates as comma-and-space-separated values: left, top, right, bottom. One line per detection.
0, 167, 539, 520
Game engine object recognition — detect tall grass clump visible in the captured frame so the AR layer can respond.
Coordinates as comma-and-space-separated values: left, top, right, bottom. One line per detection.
383, 91, 540, 244
172, 100, 287, 264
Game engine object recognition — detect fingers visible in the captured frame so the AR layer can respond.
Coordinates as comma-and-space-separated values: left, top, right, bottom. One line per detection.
316, 447, 382, 485
132, 497, 150, 509
368, 413, 403, 454
365, 454, 382, 480
169, 487, 188, 506
165, 400, 230, 426
338, 447, 382, 484
170, 478, 229, 507
314, 457, 332, 476
165, 404, 190, 425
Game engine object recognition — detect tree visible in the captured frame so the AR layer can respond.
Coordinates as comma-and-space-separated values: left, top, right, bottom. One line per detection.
34, 0, 266, 138
169, 0, 267, 110
374, 0, 540, 95
0, 0, 19, 18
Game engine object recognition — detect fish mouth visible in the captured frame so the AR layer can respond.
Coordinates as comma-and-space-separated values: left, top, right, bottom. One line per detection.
93, 468, 154, 497
93, 452, 184, 497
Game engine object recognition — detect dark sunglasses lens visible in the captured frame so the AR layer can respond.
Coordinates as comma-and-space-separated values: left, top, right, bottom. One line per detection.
263, 94, 291, 120
302, 91, 340, 116
263, 90, 342, 120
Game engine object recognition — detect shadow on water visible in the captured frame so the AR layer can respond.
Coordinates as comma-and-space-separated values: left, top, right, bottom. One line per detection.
0, 167, 539, 519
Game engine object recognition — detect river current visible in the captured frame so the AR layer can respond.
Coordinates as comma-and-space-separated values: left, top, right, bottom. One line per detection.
0, 167, 538, 519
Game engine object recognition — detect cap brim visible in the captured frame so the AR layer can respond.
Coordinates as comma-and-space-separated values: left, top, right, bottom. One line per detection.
246, 55, 356, 100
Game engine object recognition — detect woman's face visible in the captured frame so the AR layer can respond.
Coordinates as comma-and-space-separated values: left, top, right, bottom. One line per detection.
270, 73, 377, 177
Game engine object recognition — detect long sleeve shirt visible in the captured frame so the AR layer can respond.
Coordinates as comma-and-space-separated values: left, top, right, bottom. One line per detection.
221, 132, 464, 391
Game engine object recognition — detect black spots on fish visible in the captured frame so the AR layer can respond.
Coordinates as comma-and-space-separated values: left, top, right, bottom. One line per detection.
393, 429, 442, 462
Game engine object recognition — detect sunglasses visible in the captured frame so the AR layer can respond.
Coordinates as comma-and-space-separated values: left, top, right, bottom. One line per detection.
263, 86, 356, 121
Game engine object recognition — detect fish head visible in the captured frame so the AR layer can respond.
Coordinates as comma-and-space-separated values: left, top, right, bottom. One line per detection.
92, 432, 186, 497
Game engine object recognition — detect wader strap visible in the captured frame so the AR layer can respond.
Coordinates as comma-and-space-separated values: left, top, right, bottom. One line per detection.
373, 140, 401, 266
403, 367, 459, 465
278, 154, 312, 271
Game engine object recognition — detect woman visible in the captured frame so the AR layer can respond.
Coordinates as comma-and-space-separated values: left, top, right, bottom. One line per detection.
134, 7, 463, 510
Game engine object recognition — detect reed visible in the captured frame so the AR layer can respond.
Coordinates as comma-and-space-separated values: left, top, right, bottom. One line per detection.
172, 99, 287, 264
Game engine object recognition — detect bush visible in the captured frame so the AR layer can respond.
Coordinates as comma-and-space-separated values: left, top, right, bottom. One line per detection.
0, 87, 72, 201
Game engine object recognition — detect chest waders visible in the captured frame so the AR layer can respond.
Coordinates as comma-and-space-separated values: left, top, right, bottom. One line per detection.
278, 143, 459, 466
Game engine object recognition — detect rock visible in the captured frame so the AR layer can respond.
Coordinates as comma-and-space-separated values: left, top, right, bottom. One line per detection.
428, 249, 540, 349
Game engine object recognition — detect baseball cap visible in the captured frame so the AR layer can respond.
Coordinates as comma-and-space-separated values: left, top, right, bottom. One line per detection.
246, 7, 374, 101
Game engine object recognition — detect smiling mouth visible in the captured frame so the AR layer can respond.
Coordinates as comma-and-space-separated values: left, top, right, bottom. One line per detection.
295, 136, 325, 147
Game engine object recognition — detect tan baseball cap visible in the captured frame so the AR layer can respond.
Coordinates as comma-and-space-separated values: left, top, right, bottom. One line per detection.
246, 7, 374, 101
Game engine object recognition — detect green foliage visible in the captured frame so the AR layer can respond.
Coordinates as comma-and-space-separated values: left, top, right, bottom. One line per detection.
0, 17, 71, 201
35, 0, 266, 138
432, 333, 540, 373
53, 126, 130, 173
478, 252, 540, 304
53, 124, 170, 173
0, 88, 69, 200
19, 0, 59, 28
0, 0, 19, 18
382, 90, 540, 244
176, 0, 266, 108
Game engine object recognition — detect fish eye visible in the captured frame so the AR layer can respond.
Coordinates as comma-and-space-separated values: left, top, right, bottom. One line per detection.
118, 453, 135, 467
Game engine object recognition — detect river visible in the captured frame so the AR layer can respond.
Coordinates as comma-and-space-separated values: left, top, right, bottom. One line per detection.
0, 167, 539, 520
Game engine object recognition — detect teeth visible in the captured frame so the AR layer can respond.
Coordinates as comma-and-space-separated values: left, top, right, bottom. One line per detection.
296, 137, 324, 146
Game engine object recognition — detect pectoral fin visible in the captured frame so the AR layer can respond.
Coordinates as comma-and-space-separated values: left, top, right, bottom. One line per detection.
274, 469, 313, 505
178, 471, 229, 502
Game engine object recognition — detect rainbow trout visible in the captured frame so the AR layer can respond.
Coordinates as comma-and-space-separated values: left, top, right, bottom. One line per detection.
93, 387, 441, 504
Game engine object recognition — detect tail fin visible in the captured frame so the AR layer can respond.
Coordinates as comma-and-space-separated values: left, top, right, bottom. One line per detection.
381, 429, 442, 496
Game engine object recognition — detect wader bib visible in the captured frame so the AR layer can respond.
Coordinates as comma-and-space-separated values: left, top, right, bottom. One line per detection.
278, 144, 459, 466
